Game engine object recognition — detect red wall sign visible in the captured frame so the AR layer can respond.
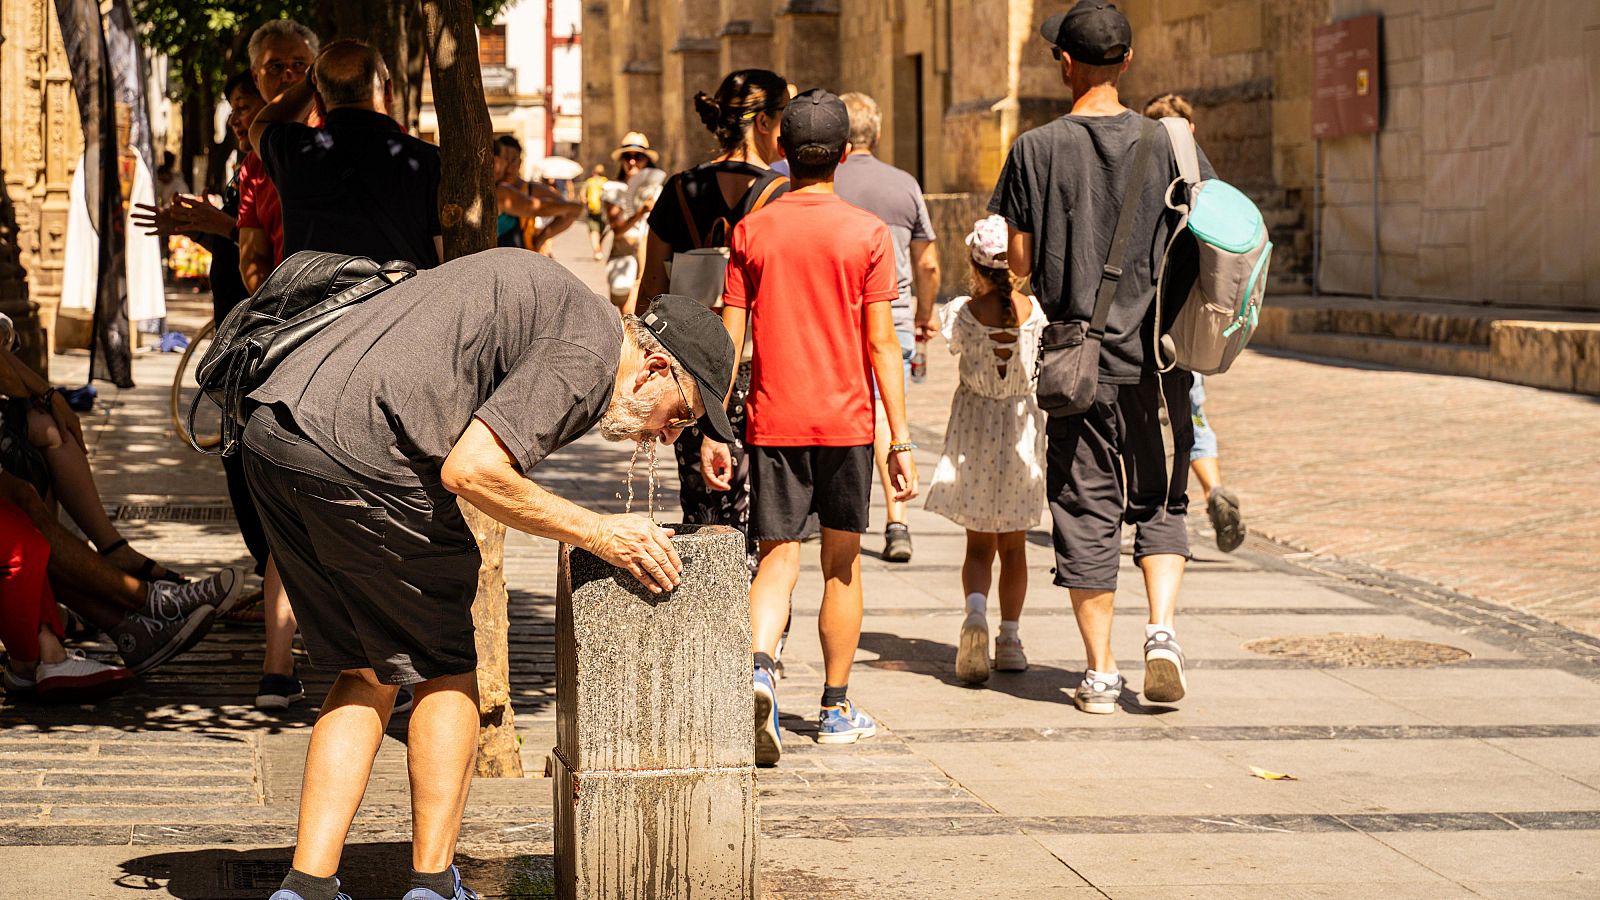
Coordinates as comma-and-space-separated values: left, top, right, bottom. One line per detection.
1312, 14, 1381, 139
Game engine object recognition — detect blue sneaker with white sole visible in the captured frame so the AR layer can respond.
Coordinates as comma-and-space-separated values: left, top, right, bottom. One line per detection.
753, 665, 781, 766
401, 865, 479, 899
817, 699, 877, 744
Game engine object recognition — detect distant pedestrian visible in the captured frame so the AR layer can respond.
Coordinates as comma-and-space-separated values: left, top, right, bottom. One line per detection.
991, 1, 1214, 712
833, 92, 941, 565
237, 18, 318, 292
250, 39, 442, 268
925, 216, 1046, 683
1142, 92, 1247, 553
640, 68, 791, 574
154, 151, 189, 208
700, 89, 918, 765
602, 132, 665, 314
491, 136, 584, 255
583, 164, 609, 260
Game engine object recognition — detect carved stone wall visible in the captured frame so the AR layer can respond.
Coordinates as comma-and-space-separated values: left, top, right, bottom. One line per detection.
1, 0, 84, 371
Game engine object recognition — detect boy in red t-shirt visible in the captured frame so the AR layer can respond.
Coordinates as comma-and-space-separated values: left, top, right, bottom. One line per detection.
702, 89, 918, 767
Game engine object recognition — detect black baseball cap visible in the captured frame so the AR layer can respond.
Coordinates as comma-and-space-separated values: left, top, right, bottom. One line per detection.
778, 88, 849, 156
1041, 1, 1132, 65
641, 294, 738, 443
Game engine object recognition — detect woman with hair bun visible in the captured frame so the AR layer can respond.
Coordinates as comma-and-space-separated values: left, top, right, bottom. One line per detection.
640, 68, 791, 573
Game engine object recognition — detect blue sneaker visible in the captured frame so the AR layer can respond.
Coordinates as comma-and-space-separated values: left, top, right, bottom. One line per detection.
753, 666, 781, 766
401, 866, 479, 899
817, 699, 877, 744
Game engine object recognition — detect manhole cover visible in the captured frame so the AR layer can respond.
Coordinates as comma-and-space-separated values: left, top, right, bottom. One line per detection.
1243, 633, 1471, 668
114, 504, 235, 522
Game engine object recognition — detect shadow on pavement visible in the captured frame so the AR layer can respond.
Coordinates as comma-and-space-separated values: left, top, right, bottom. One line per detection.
857, 630, 1176, 716
118, 844, 555, 899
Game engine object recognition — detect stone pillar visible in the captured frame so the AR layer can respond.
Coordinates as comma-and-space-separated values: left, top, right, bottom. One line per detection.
660, 1, 722, 170
718, 0, 773, 77
773, 1, 840, 92
553, 525, 757, 900
580, 0, 616, 166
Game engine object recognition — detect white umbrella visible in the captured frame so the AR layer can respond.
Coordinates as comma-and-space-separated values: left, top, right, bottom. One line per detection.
536, 156, 584, 180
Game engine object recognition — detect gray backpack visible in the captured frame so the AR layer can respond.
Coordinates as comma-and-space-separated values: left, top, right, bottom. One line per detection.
1153, 117, 1273, 375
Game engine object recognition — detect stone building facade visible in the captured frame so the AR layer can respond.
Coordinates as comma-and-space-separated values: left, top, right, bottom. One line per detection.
583, 0, 1600, 313
1, 0, 83, 372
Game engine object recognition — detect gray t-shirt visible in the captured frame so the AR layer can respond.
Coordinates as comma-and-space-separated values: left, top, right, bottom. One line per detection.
251, 248, 622, 485
834, 153, 934, 332
989, 110, 1215, 383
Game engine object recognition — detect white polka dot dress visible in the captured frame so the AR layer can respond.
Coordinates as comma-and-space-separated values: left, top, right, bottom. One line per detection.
924, 296, 1047, 534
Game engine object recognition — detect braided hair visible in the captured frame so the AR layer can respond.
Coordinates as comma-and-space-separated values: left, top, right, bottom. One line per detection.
694, 69, 789, 154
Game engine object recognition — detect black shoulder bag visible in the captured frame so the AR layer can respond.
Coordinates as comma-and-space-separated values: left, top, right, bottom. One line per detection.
188, 250, 416, 455
1036, 118, 1156, 417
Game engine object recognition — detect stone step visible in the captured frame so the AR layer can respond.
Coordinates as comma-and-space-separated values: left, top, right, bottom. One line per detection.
1260, 330, 1494, 380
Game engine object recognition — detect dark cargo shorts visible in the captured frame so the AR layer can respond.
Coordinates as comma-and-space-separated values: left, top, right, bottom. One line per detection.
242, 405, 480, 686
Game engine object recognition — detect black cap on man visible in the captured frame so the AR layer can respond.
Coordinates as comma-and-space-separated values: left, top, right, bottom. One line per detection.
1041, 1, 1132, 65
779, 88, 850, 179
642, 294, 739, 444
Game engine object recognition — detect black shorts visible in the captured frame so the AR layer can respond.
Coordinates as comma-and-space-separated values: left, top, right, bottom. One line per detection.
1046, 372, 1193, 592
242, 405, 480, 686
750, 444, 873, 541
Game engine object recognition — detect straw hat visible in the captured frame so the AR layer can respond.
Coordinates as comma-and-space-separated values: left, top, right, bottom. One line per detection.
610, 131, 660, 162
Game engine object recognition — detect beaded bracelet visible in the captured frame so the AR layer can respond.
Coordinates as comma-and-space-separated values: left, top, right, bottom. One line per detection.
888, 441, 917, 453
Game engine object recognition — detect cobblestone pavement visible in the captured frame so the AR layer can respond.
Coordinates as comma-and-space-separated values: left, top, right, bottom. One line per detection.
5, 231, 1599, 897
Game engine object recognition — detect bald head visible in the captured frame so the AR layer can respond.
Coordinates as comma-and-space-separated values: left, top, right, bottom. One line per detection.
314, 39, 389, 111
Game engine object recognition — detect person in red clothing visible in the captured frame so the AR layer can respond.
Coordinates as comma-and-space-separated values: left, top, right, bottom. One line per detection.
1, 499, 134, 702
238, 18, 318, 292
701, 89, 918, 767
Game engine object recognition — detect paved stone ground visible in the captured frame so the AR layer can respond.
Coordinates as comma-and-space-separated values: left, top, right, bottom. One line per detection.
4, 230, 1599, 897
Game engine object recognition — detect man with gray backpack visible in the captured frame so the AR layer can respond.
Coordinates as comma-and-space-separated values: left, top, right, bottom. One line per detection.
990, 1, 1242, 713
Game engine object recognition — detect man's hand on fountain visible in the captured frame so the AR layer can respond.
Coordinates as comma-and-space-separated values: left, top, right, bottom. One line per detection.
590, 514, 683, 594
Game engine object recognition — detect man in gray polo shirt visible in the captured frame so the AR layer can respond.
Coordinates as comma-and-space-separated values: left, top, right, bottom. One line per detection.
834, 91, 942, 563
244, 252, 737, 900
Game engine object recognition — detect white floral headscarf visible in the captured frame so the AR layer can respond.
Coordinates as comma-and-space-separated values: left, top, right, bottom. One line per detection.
966, 214, 1009, 268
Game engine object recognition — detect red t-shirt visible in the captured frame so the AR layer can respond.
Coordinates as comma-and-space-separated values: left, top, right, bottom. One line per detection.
235, 151, 283, 265
723, 192, 897, 447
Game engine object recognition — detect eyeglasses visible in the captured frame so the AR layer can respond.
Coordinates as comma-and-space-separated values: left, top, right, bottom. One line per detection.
620, 153, 649, 163
665, 366, 696, 430
1050, 46, 1064, 60
260, 60, 310, 78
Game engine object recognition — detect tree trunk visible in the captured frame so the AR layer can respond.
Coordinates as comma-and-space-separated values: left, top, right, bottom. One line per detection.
422, 0, 518, 778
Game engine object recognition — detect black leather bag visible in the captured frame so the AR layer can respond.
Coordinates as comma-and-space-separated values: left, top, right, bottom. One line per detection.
1036, 120, 1157, 417
189, 250, 416, 455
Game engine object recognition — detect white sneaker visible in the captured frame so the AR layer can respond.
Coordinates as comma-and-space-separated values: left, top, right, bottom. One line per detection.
34, 650, 135, 702
956, 611, 990, 684
994, 636, 1029, 672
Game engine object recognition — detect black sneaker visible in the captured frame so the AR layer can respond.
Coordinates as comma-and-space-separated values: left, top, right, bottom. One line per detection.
144, 566, 248, 622
883, 523, 913, 563
1208, 487, 1247, 553
392, 686, 415, 714
108, 606, 217, 675
255, 672, 304, 711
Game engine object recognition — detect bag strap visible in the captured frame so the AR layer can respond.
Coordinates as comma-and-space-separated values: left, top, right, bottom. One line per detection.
674, 177, 705, 249
1086, 118, 1158, 340
748, 174, 788, 214
1160, 116, 1201, 186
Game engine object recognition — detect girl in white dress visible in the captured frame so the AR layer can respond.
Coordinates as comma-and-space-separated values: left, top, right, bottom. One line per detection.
925, 215, 1046, 684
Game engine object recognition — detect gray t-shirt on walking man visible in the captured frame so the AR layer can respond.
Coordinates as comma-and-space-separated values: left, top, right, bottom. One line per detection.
251, 248, 623, 485
989, 110, 1215, 384
834, 152, 934, 333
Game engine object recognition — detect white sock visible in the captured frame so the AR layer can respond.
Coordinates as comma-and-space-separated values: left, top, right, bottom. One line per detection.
1146, 623, 1175, 640
1086, 667, 1121, 685
998, 620, 1020, 641
964, 593, 986, 616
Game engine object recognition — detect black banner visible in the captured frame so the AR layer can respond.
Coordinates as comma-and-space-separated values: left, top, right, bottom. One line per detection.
53, 0, 133, 387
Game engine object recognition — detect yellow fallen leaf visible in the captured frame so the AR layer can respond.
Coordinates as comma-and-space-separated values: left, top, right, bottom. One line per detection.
1250, 765, 1298, 781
